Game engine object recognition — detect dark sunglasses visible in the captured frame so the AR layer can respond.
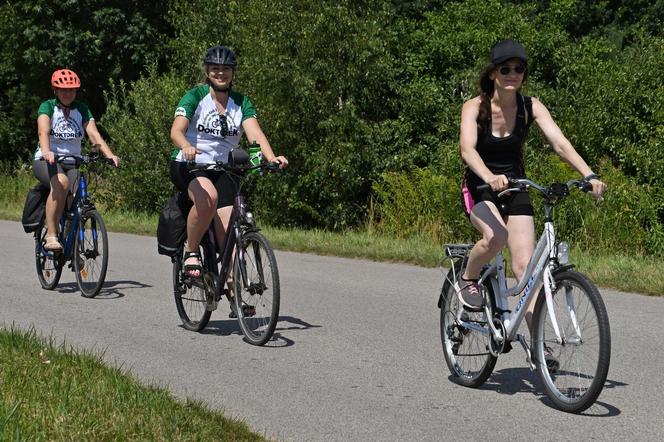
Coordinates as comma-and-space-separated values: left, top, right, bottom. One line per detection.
217, 113, 229, 137
498, 64, 526, 75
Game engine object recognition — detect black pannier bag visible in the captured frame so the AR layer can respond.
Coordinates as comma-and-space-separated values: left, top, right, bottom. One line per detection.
157, 191, 192, 257
22, 184, 50, 233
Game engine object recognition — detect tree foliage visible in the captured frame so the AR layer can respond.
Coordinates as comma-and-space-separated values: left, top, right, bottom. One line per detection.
2, 0, 663, 255
0, 0, 172, 160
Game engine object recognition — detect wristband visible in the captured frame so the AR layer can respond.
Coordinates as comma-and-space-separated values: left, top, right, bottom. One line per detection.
584, 173, 599, 181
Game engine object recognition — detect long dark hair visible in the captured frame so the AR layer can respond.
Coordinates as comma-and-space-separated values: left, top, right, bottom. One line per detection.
476, 61, 529, 131
477, 63, 496, 132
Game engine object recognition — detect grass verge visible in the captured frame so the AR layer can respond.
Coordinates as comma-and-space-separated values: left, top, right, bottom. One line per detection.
4, 203, 664, 295
3, 167, 662, 296
0, 326, 265, 441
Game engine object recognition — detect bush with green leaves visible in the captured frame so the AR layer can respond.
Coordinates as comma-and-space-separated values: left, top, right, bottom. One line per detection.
100, 69, 188, 212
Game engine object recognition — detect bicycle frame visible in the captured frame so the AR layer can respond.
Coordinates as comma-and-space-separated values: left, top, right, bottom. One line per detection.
447, 181, 587, 354
59, 174, 86, 259
183, 152, 279, 311
194, 175, 261, 310
209, 193, 250, 287
39, 166, 94, 263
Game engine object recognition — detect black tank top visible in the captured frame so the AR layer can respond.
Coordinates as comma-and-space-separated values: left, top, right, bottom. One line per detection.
466, 94, 533, 188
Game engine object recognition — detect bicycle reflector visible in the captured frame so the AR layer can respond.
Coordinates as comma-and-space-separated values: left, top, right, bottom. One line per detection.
557, 242, 570, 264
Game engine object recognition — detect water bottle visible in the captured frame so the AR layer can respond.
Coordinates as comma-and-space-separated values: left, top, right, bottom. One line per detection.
248, 141, 262, 174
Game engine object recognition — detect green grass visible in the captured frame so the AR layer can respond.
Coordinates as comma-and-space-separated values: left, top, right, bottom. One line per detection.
83, 211, 664, 296
6, 197, 664, 295
0, 326, 265, 441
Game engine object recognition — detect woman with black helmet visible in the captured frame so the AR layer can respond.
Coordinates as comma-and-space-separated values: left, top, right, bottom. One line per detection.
33, 68, 120, 251
456, 39, 607, 320
170, 45, 288, 278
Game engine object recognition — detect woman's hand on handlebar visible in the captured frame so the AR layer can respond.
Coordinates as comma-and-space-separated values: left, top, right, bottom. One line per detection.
487, 174, 509, 192
269, 155, 288, 169
107, 154, 121, 168
588, 178, 607, 199
182, 145, 200, 162
42, 151, 55, 164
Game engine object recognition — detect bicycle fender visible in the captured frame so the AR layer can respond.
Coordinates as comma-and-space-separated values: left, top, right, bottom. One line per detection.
551, 264, 575, 275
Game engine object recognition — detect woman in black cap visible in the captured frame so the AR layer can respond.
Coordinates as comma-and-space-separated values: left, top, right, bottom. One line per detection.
455, 39, 606, 318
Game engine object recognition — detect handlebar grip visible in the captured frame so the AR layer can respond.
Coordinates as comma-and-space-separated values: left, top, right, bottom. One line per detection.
580, 180, 593, 193
476, 184, 490, 192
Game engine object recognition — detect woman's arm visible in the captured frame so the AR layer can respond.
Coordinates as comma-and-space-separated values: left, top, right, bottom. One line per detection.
37, 115, 55, 164
242, 117, 288, 168
531, 98, 606, 196
460, 97, 507, 191
170, 116, 199, 161
84, 120, 120, 167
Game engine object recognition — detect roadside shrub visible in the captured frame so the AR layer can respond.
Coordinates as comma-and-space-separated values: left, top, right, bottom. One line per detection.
370, 167, 474, 243
370, 158, 664, 257
100, 68, 187, 212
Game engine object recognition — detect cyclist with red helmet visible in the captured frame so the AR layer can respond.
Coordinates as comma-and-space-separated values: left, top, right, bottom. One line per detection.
169, 45, 288, 278
33, 68, 120, 251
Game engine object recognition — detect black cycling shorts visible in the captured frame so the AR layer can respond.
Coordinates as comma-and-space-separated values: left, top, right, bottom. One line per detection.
32, 159, 80, 195
169, 161, 237, 208
461, 182, 534, 217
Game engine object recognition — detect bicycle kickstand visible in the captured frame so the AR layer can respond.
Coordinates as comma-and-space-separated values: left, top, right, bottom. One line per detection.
517, 334, 536, 370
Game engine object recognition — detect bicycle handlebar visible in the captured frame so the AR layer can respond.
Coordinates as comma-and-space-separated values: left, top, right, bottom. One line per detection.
40, 153, 116, 167
186, 159, 282, 174
476, 178, 593, 200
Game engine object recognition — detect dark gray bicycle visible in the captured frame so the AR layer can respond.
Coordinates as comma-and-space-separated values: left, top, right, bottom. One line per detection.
172, 149, 280, 346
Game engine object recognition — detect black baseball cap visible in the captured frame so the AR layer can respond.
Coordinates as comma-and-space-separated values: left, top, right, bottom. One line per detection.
490, 39, 527, 65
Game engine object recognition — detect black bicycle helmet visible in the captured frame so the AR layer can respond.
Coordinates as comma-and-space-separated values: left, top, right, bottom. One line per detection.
203, 45, 237, 66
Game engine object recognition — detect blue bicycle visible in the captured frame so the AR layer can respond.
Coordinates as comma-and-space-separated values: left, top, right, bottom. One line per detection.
35, 153, 114, 297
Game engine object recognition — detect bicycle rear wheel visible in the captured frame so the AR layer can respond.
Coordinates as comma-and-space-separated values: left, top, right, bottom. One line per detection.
35, 227, 63, 290
440, 262, 497, 387
73, 210, 109, 298
232, 231, 280, 345
173, 238, 215, 331
533, 270, 611, 413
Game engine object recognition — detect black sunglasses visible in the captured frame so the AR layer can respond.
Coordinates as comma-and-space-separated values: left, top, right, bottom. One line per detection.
217, 113, 229, 137
498, 64, 526, 75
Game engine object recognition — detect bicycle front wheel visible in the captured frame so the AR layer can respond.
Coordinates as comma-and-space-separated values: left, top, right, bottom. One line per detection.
73, 210, 109, 297
440, 262, 497, 387
533, 270, 611, 413
173, 238, 215, 332
35, 227, 63, 290
232, 231, 280, 345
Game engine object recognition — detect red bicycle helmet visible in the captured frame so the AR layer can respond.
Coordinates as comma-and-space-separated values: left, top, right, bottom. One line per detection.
51, 69, 81, 89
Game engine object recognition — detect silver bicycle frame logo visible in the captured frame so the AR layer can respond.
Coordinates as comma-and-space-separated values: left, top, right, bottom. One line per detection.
516, 273, 537, 313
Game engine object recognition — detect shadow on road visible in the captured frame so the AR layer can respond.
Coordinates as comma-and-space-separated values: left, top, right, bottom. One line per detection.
51, 280, 152, 298
199, 315, 322, 348
274, 316, 322, 332
462, 367, 625, 416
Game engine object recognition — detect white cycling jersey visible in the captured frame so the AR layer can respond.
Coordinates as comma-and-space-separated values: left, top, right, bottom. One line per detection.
171, 85, 257, 164
34, 99, 93, 160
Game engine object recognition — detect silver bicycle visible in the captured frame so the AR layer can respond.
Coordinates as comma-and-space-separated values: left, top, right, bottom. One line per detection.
439, 178, 611, 413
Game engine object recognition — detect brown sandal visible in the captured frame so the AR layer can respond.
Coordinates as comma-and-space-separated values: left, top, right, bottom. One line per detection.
44, 236, 63, 251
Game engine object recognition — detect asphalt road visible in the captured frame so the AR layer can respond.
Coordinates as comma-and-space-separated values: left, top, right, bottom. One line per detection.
1, 219, 663, 441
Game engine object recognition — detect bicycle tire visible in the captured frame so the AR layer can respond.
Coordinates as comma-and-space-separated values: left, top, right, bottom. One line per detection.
532, 270, 611, 413
440, 261, 497, 387
232, 231, 280, 345
73, 210, 109, 298
173, 237, 215, 331
35, 227, 63, 290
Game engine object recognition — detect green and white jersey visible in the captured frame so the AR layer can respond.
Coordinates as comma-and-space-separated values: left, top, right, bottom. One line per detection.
171, 85, 257, 164
34, 99, 93, 160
